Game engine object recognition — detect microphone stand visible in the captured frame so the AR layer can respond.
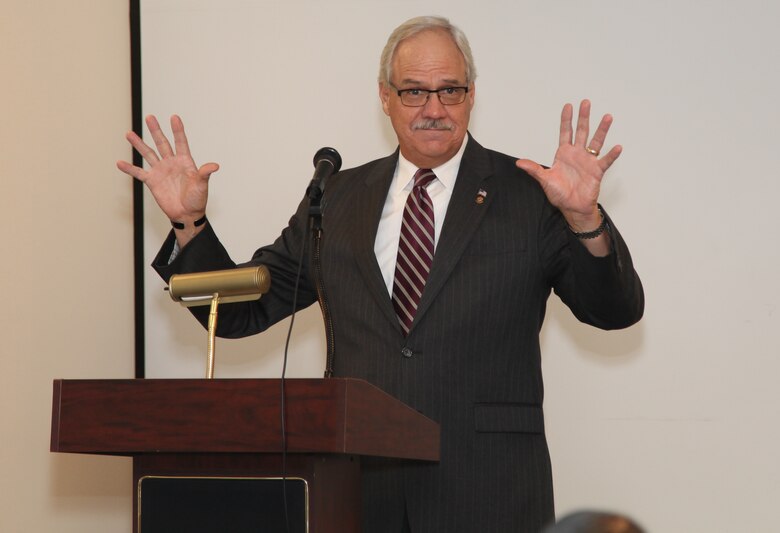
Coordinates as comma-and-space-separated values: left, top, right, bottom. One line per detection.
308, 188, 336, 378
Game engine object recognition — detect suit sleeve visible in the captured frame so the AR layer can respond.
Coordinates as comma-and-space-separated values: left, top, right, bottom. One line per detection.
540, 202, 645, 330
151, 195, 319, 338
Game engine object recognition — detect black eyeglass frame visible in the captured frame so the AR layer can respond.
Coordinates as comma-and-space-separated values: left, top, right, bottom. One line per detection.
389, 83, 470, 107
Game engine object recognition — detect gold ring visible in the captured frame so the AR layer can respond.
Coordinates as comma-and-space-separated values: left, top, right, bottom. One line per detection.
586, 147, 600, 156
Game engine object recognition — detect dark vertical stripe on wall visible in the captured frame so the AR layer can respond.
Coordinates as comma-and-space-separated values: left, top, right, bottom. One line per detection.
130, 0, 145, 378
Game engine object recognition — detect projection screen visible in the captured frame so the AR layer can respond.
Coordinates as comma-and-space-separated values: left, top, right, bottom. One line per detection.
138, 2, 780, 531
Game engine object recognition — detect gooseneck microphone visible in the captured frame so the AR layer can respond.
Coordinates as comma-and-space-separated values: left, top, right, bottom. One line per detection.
306, 147, 342, 200
302, 147, 341, 378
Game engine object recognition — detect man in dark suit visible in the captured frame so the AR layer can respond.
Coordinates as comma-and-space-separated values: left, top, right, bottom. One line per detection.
118, 15, 643, 533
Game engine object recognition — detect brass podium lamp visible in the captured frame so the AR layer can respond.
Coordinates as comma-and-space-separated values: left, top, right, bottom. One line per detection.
167, 266, 271, 378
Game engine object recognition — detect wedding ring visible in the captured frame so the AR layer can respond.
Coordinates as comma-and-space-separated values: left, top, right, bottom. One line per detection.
586, 147, 600, 156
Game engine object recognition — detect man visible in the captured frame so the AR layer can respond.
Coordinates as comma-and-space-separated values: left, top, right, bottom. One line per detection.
118, 16, 643, 533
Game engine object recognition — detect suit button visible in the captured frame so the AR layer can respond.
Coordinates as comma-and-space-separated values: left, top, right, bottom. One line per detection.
401, 347, 414, 358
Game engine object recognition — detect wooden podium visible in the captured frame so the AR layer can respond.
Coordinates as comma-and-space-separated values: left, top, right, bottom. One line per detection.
50, 378, 439, 533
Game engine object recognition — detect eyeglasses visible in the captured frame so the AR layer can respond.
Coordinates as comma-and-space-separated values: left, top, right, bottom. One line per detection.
390, 84, 469, 107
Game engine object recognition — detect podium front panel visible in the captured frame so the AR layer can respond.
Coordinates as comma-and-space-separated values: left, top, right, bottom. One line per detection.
139, 476, 308, 533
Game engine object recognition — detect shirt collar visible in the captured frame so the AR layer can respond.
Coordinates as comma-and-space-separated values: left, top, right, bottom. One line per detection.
393, 134, 469, 194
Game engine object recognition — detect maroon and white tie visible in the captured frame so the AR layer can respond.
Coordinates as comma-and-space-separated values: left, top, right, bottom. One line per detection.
392, 168, 437, 336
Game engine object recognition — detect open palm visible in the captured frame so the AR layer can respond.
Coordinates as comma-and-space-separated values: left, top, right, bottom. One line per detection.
116, 115, 218, 224
516, 99, 621, 231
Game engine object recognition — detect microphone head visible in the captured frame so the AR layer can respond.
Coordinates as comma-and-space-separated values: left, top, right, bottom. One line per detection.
313, 147, 342, 173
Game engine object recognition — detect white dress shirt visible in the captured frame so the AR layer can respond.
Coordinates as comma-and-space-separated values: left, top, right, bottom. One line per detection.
373, 136, 469, 296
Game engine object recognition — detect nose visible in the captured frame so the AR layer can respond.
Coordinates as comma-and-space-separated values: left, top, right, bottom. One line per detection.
421, 92, 447, 118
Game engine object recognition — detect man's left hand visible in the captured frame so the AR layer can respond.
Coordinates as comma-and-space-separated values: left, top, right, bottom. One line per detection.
516, 99, 621, 256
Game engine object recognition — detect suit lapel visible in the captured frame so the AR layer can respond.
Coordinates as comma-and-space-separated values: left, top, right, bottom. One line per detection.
410, 135, 495, 332
350, 152, 404, 332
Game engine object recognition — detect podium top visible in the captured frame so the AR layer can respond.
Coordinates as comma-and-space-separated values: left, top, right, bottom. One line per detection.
50, 378, 439, 461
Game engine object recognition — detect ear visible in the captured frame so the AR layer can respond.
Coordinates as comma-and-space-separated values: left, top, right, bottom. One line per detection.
467, 82, 476, 109
379, 82, 391, 116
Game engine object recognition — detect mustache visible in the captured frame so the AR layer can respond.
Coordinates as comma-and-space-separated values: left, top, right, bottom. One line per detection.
412, 119, 453, 131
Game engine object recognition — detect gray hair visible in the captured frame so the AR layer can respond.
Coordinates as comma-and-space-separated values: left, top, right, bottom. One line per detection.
378, 16, 477, 86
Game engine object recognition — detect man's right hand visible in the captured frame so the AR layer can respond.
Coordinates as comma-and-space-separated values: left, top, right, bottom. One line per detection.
116, 115, 219, 247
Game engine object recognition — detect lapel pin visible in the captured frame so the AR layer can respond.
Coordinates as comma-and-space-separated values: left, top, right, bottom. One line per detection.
475, 189, 487, 204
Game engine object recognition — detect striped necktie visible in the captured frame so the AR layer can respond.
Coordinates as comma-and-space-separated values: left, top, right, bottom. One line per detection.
392, 168, 437, 336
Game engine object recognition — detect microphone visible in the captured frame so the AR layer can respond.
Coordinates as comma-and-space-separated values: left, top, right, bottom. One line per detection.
306, 147, 342, 200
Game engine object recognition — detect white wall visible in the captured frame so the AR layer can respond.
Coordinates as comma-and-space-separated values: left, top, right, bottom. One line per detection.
1, 1, 133, 531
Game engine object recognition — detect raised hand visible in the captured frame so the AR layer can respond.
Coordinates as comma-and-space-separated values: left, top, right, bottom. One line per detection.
516, 99, 621, 235
117, 115, 218, 244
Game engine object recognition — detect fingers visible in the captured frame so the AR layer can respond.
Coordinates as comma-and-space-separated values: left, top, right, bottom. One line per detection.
171, 115, 191, 157
116, 159, 147, 182
559, 103, 573, 146
599, 144, 623, 171
199, 162, 220, 178
587, 113, 613, 156
561, 99, 618, 162
515, 158, 544, 182
125, 130, 159, 165
123, 114, 194, 167
146, 115, 175, 158
574, 99, 591, 148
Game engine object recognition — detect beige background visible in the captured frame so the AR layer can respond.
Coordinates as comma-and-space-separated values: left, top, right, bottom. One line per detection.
2, 1, 133, 531
3, 0, 780, 531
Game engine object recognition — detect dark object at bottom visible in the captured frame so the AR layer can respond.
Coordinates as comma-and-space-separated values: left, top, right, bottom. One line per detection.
139, 477, 308, 533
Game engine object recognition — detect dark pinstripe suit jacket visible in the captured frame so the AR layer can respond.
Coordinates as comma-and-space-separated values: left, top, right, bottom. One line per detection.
154, 135, 644, 533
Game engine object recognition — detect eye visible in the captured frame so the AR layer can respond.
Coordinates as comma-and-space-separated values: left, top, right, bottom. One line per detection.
406, 89, 422, 96
442, 87, 457, 95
